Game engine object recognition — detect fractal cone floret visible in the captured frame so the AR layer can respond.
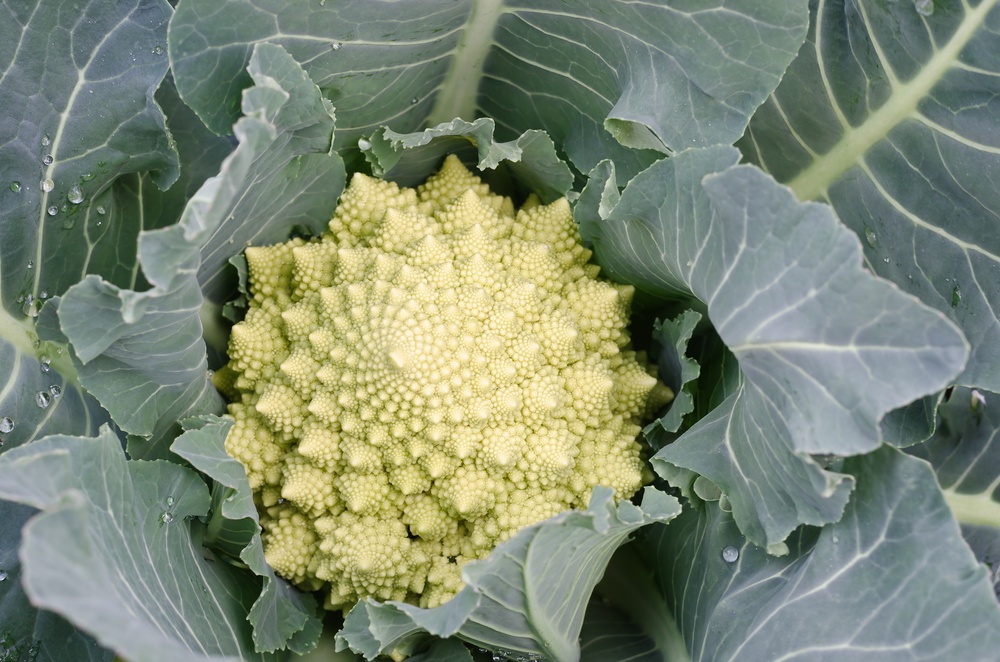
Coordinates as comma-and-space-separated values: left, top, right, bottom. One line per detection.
217, 155, 672, 610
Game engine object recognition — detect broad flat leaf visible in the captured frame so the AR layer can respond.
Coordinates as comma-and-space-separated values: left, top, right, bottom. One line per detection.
365, 118, 573, 201
337, 487, 681, 662
740, 0, 1000, 391
0, 0, 178, 654
578, 545, 686, 662
907, 386, 1000, 587
54, 43, 344, 460
637, 446, 1000, 660
0, 500, 113, 662
880, 393, 941, 448
169, 0, 810, 179
0, 427, 278, 662
577, 147, 968, 546
171, 415, 323, 654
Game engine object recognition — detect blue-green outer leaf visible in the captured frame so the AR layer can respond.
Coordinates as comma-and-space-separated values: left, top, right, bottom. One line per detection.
0, 427, 277, 662
741, 0, 1000, 391
55, 43, 343, 460
577, 147, 968, 545
171, 415, 323, 654
365, 118, 573, 202
169, 0, 810, 179
637, 446, 1000, 660
338, 487, 681, 662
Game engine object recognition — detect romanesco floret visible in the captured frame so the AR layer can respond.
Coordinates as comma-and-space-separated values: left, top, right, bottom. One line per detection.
218, 155, 672, 610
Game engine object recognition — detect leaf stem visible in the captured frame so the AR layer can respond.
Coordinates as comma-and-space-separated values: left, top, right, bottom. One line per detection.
426, 0, 506, 126
788, 0, 998, 200
943, 489, 1000, 531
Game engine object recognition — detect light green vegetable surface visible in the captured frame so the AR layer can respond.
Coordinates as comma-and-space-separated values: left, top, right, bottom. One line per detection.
0, 2, 999, 661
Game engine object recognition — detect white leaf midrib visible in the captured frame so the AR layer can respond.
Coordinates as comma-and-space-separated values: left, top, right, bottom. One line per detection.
426, 0, 508, 126
788, 0, 999, 201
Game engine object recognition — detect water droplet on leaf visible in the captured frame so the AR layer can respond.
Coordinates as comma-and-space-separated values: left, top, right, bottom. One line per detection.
41, 179, 54, 192
40, 356, 51, 372
722, 546, 739, 563
96, 205, 106, 215
42, 154, 53, 166
35, 391, 51, 409
864, 227, 877, 248
358, 138, 371, 151
0, 418, 13, 434
914, 0, 934, 16
26, 260, 33, 269
22, 295, 39, 317
831, 535, 840, 544
68, 185, 84, 204
47, 205, 58, 216
152, 44, 163, 55
9, 181, 21, 192
48, 385, 61, 398
410, 97, 418, 104
0, 570, 7, 581
41, 134, 51, 146
166, 496, 175, 506
330, 41, 342, 50
160, 511, 174, 524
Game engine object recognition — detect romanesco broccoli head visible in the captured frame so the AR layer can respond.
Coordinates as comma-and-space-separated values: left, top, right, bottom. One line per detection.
218, 155, 672, 610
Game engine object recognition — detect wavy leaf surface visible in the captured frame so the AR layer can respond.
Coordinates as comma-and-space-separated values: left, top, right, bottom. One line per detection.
577, 147, 968, 545
0, 427, 278, 662
169, 0, 810, 179
741, 0, 1000, 390
638, 446, 1000, 660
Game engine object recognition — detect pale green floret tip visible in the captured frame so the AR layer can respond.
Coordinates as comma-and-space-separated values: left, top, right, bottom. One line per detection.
219, 154, 673, 611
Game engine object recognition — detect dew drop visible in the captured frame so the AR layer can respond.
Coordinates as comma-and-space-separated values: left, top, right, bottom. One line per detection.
152, 44, 163, 55
166, 496, 175, 506
41, 134, 51, 146
40, 356, 51, 373
330, 41, 342, 50
39, 290, 48, 299
22, 295, 39, 318
81, 171, 94, 182
68, 185, 84, 204
722, 546, 739, 563
0, 418, 13, 434
864, 227, 877, 249
832, 535, 840, 544
35, 391, 51, 409
0, 570, 7, 581
410, 97, 418, 105
9, 181, 21, 192
47, 205, 58, 216
96, 205, 106, 215
42, 154, 53, 166
914, 0, 934, 16
357, 138, 371, 151
951, 284, 961, 307
160, 511, 174, 524
26, 260, 33, 269
48, 385, 62, 399
882, 257, 890, 263
41, 178, 54, 192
